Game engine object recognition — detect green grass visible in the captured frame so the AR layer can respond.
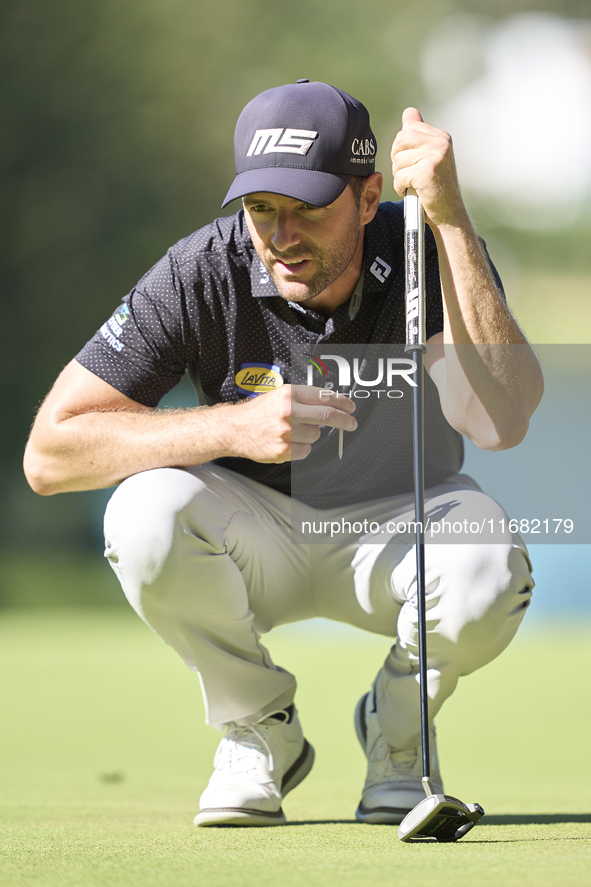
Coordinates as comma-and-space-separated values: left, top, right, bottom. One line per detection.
1, 610, 590, 887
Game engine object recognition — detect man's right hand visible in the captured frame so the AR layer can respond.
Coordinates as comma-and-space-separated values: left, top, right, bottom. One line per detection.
225, 384, 357, 463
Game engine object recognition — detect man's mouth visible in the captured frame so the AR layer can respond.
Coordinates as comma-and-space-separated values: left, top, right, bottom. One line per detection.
274, 258, 311, 274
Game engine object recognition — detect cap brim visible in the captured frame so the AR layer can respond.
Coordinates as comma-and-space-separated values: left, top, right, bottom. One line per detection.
222, 168, 351, 208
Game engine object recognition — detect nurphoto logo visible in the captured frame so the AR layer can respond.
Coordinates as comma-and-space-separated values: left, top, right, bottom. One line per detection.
304, 353, 417, 399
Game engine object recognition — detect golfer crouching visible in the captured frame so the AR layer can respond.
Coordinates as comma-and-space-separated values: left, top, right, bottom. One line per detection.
24, 80, 543, 827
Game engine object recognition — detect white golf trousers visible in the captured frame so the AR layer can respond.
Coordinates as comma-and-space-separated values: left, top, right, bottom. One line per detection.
104, 464, 533, 748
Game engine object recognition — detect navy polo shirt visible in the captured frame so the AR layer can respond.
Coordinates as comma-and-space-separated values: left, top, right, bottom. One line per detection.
76, 201, 471, 506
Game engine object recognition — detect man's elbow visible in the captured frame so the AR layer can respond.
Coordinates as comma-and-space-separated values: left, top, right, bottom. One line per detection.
23, 444, 64, 496
467, 414, 530, 452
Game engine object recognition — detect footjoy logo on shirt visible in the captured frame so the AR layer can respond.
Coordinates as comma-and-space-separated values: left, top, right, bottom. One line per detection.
370, 257, 392, 283
235, 363, 284, 397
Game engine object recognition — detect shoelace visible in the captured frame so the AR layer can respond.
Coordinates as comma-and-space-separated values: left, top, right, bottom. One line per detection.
214, 723, 274, 774
370, 733, 420, 772
387, 746, 418, 769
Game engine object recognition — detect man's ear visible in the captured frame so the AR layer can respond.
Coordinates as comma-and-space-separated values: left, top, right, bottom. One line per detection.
361, 172, 383, 224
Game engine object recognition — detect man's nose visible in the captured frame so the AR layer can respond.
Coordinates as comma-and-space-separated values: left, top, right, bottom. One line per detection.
271, 210, 301, 252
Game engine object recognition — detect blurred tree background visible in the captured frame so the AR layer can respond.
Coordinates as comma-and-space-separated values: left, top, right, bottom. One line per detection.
1, 0, 589, 607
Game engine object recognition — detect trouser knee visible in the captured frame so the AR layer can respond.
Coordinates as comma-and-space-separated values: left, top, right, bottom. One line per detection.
393, 541, 534, 675
377, 542, 533, 746
103, 468, 212, 614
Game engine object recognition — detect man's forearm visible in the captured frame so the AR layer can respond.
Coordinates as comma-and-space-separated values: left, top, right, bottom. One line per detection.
24, 365, 358, 496
435, 219, 523, 345
24, 403, 239, 495
430, 220, 544, 450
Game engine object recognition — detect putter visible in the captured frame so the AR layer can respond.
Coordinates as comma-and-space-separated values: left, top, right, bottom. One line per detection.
398, 189, 485, 843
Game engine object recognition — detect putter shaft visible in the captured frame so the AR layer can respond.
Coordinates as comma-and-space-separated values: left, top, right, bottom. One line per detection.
404, 189, 429, 778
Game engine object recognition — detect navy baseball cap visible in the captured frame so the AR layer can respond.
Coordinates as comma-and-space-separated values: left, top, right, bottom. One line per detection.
222, 79, 377, 208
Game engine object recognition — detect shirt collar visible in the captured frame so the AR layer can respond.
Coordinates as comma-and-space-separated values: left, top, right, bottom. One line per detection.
250, 255, 280, 298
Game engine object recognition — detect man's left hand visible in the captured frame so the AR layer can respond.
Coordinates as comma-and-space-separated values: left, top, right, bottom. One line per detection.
390, 108, 468, 229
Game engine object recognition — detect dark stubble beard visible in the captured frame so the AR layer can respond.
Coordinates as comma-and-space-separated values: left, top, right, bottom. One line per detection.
262, 209, 362, 302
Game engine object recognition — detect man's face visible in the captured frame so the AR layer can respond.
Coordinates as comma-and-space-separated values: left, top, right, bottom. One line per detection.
243, 186, 363, 303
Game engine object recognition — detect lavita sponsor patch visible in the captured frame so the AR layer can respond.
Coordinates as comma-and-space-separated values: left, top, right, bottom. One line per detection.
235, 363, 284, 397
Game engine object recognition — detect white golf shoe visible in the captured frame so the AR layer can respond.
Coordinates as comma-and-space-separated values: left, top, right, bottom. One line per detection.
195, 705, 314, 826
354, 690, 443, 824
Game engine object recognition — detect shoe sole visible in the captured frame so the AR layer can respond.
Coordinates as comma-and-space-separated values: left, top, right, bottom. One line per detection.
194, 738, 315, 827
194, 806, 287, 827
356, 801, 410, 825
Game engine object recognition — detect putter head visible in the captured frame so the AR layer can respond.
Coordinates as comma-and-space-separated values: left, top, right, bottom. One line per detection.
398, 793, 485, 842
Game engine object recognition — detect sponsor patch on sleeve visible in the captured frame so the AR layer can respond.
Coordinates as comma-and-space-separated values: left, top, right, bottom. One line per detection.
100, 304, 129, 353
235, 363, 283, 397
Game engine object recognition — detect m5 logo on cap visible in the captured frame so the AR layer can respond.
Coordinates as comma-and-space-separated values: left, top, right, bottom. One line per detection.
247, 128, 318, 157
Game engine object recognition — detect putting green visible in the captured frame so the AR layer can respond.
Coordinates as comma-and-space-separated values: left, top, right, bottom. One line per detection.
0, 610, 589, 887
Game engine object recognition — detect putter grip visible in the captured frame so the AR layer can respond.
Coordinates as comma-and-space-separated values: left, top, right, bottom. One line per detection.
404, 189, 426, 352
